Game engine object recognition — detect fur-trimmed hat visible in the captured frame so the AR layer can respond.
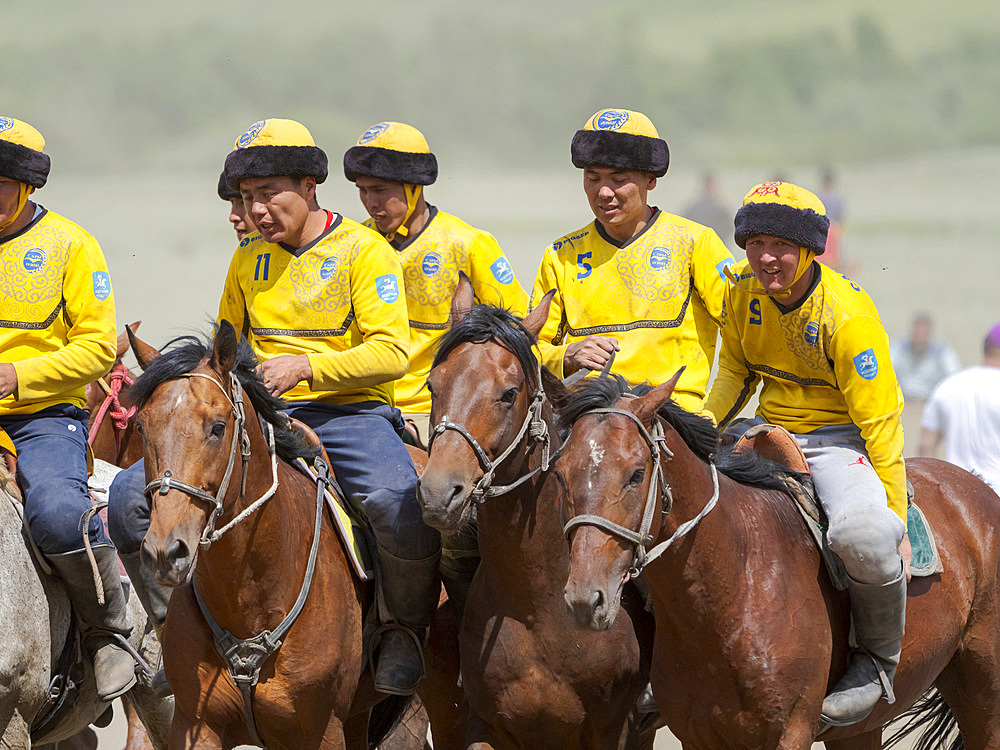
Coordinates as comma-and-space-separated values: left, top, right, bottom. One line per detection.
734, 181, 829, 255
571, 109, 669, 177
224, 119, 328, 191
0, 117, 50, 188
343, 122, 438, 185
217, 169, 240, 201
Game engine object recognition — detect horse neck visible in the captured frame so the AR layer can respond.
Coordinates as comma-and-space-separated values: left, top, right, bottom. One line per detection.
194, 406, 317, 632
476, 402, 568, 603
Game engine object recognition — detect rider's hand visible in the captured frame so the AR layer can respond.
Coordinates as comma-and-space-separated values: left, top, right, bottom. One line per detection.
257, 355, 312, 397
0, 363, 18, 400
563, 336, 619, 375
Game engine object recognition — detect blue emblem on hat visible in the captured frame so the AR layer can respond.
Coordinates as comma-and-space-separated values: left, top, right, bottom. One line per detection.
0, 117, 14, 133
320, 257, 339, 280
236, 121, 265, 149
358, 122, 390, 145
804, 322, 820, 345
92, 271, 111, 301
649, 247, 670, 270
422, 253, 441, 276
490, 257, 514, 285
23, 249, 45, 271
595, 110, 630, 131
853, 349, 878, 380
375, 274, 399, 303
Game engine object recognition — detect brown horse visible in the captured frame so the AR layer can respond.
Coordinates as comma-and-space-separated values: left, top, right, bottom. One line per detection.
416, 281, 658, 750
86, 321, 144, 469
128, 321, 408, 749
549, 372, 1000, 749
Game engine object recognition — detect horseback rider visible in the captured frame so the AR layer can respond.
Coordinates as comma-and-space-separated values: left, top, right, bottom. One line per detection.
0, 116, 137, 701
217, 168, 255, 241
531, 108, 734, 411
108, 118, 441, 696
344, 121, 528, 616
704, 181, 907, 726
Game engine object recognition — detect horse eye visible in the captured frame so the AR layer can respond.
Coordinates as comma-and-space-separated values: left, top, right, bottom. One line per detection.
135, 422, 144, 436
628, 468, 645, 486
499, 387, 519, 405
210, 421, 226, 438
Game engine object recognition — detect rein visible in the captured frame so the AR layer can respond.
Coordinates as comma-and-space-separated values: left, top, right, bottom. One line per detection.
427, 358, 551, 502
561, 405, 720, 574
89, 363, 136, 458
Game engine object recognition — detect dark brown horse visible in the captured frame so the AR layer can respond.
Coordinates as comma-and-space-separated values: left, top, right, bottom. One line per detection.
86, 321, 144, 469
416, 281, 658, 749
549, 372, 1000, 749
128, 321, 408, 749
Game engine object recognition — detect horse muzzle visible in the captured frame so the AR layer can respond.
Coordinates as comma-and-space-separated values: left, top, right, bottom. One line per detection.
141, 531, 197, 587
416, 473, 473, 532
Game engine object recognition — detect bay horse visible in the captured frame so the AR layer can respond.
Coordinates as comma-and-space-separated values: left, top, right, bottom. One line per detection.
86, 321, 143, 469
549, 372, 1000, 749
416, 279, 658, 749
128, 320, 408, 749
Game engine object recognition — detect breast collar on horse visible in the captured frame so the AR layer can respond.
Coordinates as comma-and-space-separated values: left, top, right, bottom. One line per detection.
428, 358, 551, 502
141, 371, 331, 749
560, 398, 721, 577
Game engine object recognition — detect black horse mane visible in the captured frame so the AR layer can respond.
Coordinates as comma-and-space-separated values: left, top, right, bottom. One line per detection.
125, 332, 319, 464
556, 374, 800, 494
433, 304, 538, 386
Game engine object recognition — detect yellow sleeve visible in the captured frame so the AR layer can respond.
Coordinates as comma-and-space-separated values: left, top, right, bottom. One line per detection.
467, 232, 528, 316
531, 247, 568, 379
703, 288, 760, 427
691, 228, 734, 323
307, 237, 410, 391
13, 234, 116, 401
831, 315, 907, 524
217, 248, 248, 338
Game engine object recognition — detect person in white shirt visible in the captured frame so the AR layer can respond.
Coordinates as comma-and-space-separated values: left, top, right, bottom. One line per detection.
919, 322, 1000, 490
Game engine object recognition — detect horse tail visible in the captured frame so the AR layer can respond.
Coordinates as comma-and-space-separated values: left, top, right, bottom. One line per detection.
367, 694, 414, 749
883, 688, 962, 750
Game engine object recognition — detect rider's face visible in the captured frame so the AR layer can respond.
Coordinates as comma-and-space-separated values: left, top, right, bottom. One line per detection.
0, 178, 27, 234
240, 176, 314, 245
228, 198, 255, 240
355, 177, 408, 236
745, 235, 803, 294
583, 167, 655, 243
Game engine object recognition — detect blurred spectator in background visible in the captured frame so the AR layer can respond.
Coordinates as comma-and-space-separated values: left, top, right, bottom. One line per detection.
919, 322, 1000, 490
891, 313, 961, 403
683, 172, 733, 250
818, 168, 852, 273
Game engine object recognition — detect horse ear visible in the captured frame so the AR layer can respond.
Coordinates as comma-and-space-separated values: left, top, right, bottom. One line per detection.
128, 325, 160, 371
540, 366, 573, 412
211, 321, 239, 375
629, 367, 686, 427
450, 272, 474, 327
521, 291, 555, 341
114, 321, 141, 360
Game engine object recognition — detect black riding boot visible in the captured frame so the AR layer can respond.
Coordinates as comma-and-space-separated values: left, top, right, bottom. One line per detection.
50, 547, 137, 702
120, 550, 173, 697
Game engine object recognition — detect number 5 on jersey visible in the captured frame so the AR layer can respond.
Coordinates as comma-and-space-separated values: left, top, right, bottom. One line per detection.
576, 252, 592, 280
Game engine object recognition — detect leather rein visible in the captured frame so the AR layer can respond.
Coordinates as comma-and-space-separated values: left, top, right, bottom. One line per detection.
561, 403, 720, 576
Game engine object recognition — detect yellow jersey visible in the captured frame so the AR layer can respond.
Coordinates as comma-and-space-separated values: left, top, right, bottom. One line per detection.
217, 213, 409, 406
371, 206, 528, 412
532, 209, 733, 412
704, 261, 906, 521
1, 207, 116, 416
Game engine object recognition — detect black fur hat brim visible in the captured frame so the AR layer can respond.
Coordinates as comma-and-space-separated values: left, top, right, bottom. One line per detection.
343, 146, 438, 185
570, 130, 669, 177
0, 140, 50, 188
225, 145, 328, 191
734, 202, 830, 255
217, 170, 241, 201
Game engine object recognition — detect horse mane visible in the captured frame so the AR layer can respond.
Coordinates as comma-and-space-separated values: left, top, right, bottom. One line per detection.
433, 304, 538, 387
556, 375, 801, 494
125, 331, 319, 464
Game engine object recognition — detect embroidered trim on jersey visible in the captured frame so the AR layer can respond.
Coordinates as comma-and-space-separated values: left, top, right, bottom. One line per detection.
252, 309, 355, 338
566, 280, 692, 336
745, 360, 836, 388
409, 319, 450, 331
0, 300, 65, 330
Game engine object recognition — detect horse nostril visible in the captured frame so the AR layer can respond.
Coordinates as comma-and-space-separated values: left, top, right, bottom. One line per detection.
590, 588, 605, 613
139, 540, 156, 571
166, 538, 190, 568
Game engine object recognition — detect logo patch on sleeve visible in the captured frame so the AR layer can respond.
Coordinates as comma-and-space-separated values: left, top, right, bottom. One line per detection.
92, 271, 111, 301
490, 257, 514, 285
716, 258, 734, 280
375, 274, 400, 303
853, 349, 878, 380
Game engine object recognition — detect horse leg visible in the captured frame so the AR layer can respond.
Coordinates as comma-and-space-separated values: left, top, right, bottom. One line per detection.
167, 711, 224, 750
465, 714, 497, 750
319, 711, 348, 750
823, 730, 882, 750
935, 641, 1000, 750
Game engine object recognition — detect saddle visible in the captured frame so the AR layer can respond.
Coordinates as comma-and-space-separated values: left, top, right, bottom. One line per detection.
733, 423, 943, 590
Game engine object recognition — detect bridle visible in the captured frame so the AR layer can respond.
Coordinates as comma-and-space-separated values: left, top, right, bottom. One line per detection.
142, 371, 278, 548
561, 403, 720, 575
427, 358, 551, 502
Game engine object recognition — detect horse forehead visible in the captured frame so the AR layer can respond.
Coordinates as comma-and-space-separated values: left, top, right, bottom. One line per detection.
437, 342, 524, 393
565, 416, 649, 470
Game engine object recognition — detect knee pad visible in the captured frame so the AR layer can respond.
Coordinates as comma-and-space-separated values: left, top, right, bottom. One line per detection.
828, 507, 902, 584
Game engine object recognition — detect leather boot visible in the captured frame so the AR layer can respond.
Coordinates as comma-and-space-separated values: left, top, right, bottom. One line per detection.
440, 521, 480, 620
374, 545, 441, 696
50, 547, 137, 702
821, 566, 906, 726
120, 550, 172, 697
